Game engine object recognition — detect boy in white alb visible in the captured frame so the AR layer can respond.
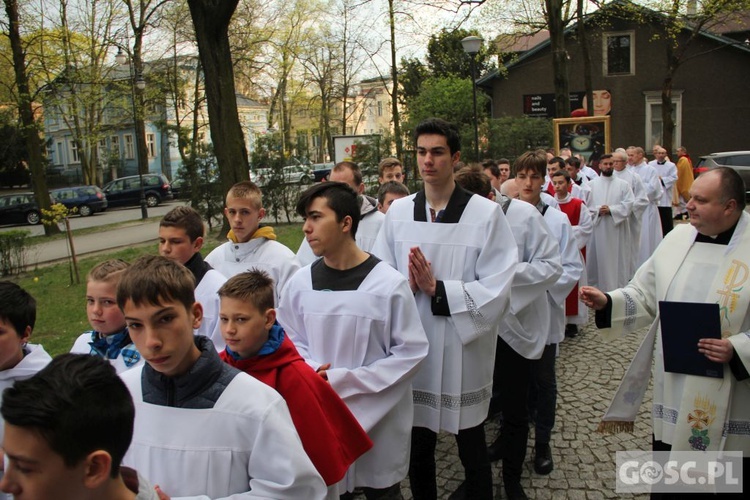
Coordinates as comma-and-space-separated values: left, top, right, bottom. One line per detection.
0, 282, 52, 498
278, 182, 429, 499
117, 255, 326, 499
371, 119, 519, 499
159, 206, 226, 349
206, 181, 299, 304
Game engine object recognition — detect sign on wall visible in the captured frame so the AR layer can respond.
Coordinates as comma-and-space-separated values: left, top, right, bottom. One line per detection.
523, 90, 612, 118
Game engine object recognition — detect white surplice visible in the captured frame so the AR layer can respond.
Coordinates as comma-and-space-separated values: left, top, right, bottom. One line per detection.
631, 162, 664, 267
501, 199, 563, 358
613, 167, 648, 278
371, 188, 518, 433
543, 206, 583, 345
277, 261, 429, 491
648, 159, 678, 207
586, 175, 634, 292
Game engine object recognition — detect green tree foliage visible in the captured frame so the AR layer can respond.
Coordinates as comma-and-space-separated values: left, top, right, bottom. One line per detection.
398, 57, 428, 105
485, 116, 553, 162
426, 28, 495, 80
404, 76, 489, 161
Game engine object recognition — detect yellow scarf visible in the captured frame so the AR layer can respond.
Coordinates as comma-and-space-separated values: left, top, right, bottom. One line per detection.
227, 226, 277, 243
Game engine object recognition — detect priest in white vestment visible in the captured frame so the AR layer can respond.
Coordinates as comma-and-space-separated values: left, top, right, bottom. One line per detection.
586, 154, 634, 292
581, 168, 750, 493
628, 146, 663, 267
612, 150, 649, 278
372, 119, 517, 500
649, 146, 678, 236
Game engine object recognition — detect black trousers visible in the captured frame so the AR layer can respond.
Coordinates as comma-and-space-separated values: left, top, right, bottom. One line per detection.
409, 424, 492, 500
658, 206, 674, 236
492, 337, 531, 485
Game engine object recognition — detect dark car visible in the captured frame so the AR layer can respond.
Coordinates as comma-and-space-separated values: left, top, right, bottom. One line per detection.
103, 174, 174, 208
694, 151, 750, 198
312, 162, 334, 182
0, 192, 42, 225
50, 185, 108, 217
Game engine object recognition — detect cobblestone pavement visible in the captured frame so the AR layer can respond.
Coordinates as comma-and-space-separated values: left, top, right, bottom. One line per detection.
395, 314, 653, 499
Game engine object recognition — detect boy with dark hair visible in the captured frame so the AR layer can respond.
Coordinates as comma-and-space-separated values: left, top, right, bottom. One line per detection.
217, 270, 373, 495
0, 354, 158, 500
376, 181, 409, 214
278, 182, 428, 499
0, 281, 51, 495
117, 255, 326, 499
372, 118, 518, 499
159, 205, 226, 349
206, 181, 299, 304
71, 259, 143, 372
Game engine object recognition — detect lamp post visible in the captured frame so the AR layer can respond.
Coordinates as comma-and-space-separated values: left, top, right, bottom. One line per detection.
461, 35, 483, 161
116, 48, 148, 219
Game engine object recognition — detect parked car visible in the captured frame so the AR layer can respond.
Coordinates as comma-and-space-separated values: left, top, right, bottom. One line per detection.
249, 165, 313, 187
694, 151, 750, 197
312, 163, 334, 182
103, 174, 174, 208
50, 185, 108, 217
0, 192, 42, 225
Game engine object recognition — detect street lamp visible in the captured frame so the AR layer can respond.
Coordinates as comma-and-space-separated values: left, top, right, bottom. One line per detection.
461, 35, 483, 161
116, 47, 148, 219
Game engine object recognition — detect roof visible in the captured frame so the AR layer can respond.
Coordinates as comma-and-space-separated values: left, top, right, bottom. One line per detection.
477, 0, 750, 87
494, 31, 550, 54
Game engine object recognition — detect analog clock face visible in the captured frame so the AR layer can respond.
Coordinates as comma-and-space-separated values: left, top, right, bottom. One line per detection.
571, 136, 591, 151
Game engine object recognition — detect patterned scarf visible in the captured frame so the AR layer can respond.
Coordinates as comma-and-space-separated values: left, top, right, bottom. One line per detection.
89, 328, 141, 367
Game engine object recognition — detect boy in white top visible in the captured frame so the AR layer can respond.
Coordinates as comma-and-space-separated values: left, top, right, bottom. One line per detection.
71, 260, 143, 372
0, 282, 52, 499
206, 181, 299, 304
159, 206, 226, 350
278, 182, 428, 498
118, 255, 326, 499
372, 119, 518, 500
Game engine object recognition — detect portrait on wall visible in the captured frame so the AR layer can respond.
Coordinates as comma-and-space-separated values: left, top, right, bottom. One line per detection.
553, 116, 611, 168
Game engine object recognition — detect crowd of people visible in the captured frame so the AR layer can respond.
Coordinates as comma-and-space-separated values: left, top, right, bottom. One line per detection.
0, 117, 746, 500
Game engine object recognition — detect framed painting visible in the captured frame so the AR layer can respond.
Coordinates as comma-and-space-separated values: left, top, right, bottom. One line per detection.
553, 116, 611, 168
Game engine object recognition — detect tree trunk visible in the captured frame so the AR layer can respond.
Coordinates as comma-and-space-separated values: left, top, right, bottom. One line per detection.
577, 0, 593, 117
4, 0, 59, 235
187, 0, 249, 200
546, 0, 570, 118
388, 0, 403, 160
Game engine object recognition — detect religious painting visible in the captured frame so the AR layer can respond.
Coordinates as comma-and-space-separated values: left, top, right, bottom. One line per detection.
553, 116, 611, 169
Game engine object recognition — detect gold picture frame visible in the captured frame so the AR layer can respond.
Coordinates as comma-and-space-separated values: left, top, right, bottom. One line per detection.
553, 116, 611, 167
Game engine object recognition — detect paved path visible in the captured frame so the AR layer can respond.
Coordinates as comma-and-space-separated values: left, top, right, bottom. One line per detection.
24, 220, 654, 498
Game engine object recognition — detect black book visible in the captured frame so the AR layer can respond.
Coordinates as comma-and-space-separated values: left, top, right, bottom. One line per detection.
659, 301, 723, 379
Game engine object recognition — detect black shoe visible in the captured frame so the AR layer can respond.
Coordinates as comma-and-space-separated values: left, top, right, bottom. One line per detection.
565, 324, 578, 338
448, 480, 466, 500
504, 481, 528, 500
533, 444, 554, 475
487, 436, 503, 462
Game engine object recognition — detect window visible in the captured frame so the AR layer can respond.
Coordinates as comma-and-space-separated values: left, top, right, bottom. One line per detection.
603, 32, 635, 76
146, 133, 156, 158
377, 101, 383, 117
644, 91, 682, 150
69, 140, 80, 163
111, 136, 120, 158
124, 134, 134, 159
56, 141, 64, 165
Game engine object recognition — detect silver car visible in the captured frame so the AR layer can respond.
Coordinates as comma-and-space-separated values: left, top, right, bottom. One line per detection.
695, 151, 750, 198
249, 165, 313, 187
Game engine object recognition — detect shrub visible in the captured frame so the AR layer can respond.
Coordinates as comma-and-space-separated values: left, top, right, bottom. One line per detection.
0, 230, 30, 276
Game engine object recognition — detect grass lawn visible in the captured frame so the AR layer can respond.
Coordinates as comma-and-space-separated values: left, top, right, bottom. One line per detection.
14, 222, 304, 357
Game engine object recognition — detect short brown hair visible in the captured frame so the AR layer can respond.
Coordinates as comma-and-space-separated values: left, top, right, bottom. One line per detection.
378, 157, 402, 177
455, 165, 492, 198
218, 269, 275, 313
87, 259, 129, 285
332, 161, 363, 186
227, 181, 263, 209
117, 255, 195, 311
514, 149, 547, 177
160, 206, 205, 241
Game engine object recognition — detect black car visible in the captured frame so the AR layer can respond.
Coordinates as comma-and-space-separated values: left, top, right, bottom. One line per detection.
103, 174, 174, 208
50, 185, 108, 217
0, 192, 42, 225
